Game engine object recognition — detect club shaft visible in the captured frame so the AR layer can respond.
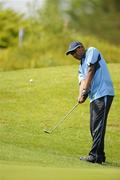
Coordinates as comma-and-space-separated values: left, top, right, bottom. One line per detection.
50, 102, 79, 133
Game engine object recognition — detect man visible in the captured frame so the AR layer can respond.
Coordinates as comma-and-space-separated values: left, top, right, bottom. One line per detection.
66, 41, 114, 164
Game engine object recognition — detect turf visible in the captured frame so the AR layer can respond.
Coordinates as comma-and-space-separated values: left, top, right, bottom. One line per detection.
0, 164, 120, 180
0, 64, 120, 179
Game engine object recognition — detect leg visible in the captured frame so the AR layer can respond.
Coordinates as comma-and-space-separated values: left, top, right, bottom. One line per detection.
89, 96, 113, 163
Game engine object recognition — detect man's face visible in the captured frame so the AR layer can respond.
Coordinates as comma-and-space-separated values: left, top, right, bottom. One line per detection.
70, 46, 85, 60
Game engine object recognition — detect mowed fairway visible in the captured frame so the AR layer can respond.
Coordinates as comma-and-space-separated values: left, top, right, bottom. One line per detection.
0, 64, 120, 180
0, 164, 120, 180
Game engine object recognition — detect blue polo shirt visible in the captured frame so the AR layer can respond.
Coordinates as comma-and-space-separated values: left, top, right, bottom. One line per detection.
78, 47, 114, 102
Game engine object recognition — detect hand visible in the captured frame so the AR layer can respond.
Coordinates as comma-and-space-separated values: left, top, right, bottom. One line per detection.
78, 89, 89, 104
78, 95, 87, 104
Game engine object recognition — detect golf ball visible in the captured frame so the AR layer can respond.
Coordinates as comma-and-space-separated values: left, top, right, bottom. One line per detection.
29, 79, 33, 83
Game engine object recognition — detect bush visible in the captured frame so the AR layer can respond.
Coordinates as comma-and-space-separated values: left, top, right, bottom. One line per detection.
0, 30, 120, 71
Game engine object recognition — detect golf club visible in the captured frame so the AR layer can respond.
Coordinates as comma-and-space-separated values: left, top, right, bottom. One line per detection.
43, 102, 79, 134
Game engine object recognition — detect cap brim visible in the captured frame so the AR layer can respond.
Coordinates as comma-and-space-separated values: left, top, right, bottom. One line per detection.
66, 45, 81, 55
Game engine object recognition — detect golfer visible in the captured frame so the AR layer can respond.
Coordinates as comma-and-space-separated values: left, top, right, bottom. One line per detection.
66, 41, 114, 164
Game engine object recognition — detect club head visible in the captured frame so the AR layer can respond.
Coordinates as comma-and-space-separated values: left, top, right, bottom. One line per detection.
43, 129, 51, 134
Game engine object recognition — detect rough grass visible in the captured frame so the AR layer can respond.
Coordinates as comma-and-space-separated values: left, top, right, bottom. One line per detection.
0, 33, 120, 71
0, 64, 120, 179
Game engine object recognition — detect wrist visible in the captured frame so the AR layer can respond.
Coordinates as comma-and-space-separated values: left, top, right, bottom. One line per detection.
81, 89, 89, 97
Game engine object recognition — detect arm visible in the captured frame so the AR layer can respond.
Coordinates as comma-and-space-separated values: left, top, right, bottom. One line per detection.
78, 64, 95, 103
78, 79, 85, 100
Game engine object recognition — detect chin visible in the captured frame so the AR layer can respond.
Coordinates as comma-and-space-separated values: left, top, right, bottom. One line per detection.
76, 57, 80, 61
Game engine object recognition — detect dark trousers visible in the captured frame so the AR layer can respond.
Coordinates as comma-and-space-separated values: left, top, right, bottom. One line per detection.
89, 95, 113, 161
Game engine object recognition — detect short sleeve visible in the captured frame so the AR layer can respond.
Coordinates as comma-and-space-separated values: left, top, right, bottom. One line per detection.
86, 47, 100, 66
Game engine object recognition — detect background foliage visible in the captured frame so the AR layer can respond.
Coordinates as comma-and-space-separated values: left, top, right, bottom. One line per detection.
0, 0, 120, 71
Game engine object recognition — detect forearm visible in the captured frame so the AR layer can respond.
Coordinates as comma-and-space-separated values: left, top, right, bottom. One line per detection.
78, 65, 95, 103
79, 80, 86, 96
83, 64, 95, 91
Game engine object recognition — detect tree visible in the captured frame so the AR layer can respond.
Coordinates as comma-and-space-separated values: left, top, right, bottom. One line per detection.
101, 0, 120, 12
39, 0, 64, 34
0, 9, 24, 48
64, 0, 120, 44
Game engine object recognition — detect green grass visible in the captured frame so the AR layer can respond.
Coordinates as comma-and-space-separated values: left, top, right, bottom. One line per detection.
0, 64, 120, 179
0, 164, 120, 180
